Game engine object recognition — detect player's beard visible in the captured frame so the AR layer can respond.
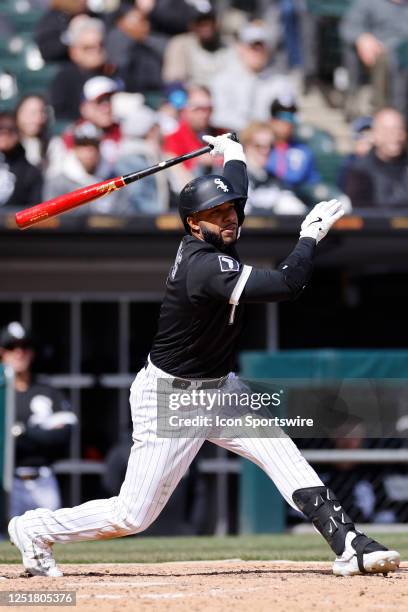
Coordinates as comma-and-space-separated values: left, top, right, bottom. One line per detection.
201, 226, 236, 250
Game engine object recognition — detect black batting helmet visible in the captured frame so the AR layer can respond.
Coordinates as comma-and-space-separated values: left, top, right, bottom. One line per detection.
179, 174, 246, 233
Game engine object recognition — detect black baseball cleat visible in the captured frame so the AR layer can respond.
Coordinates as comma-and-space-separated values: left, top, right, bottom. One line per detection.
332, 532, 400, 576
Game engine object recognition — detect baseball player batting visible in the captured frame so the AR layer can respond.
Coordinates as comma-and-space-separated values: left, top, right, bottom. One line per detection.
9, 134, 400, 577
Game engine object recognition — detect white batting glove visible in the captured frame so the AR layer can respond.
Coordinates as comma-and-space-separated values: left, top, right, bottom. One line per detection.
202, 133, 246, 165
299, 199, 344, 244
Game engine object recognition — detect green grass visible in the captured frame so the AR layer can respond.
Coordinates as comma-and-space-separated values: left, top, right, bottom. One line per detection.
1, 533, 408, 564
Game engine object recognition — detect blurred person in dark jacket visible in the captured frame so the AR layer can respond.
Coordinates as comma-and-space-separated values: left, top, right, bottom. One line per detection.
0, 322, 76, 518
106, 2, 162, 94
35, 0, 90, 63
0, 112, 43, 209
135, 0, 197, 39
344, 108, 408, 208
337, 117, 373, 192
49, 15, 118, 121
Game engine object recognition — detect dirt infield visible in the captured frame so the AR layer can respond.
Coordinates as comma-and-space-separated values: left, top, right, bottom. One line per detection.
1, 561, 407, 611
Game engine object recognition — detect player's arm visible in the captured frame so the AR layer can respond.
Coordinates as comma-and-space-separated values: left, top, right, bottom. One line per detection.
16, 388, 77, 448
243, 200, 344, 302
242, 237, 315, 302
19, 425, 71, 447
188, 200, 344, 306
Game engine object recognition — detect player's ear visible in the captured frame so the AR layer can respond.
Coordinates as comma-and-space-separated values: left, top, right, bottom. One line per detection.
187, 215, 200, 232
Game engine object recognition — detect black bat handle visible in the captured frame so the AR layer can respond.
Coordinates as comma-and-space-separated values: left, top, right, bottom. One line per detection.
122, 133, 239, 185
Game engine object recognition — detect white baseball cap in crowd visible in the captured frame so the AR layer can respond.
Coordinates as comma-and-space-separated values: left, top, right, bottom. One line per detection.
82, 76, 119, 102
121, 105, 159, 138
239, 21, 269, 45
62, 16, 105, 47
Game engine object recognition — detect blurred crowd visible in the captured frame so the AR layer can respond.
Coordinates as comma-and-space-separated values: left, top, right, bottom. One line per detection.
0, 0, 407, 215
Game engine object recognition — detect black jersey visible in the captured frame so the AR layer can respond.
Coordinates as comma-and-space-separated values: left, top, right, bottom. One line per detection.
15, 381, 72, 467
150, 161, 317, 378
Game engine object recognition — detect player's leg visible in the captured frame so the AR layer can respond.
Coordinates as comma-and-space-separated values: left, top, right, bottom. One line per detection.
211, 434, 400, 575
9, 363, 205, 576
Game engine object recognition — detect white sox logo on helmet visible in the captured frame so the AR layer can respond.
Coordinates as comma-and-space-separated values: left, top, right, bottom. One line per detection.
214, 178, 229, 193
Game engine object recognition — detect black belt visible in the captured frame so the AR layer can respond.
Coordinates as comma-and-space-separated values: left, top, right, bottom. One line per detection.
171, 375, 228, 391
15, 467, 41, 480
145, 359, 228, 390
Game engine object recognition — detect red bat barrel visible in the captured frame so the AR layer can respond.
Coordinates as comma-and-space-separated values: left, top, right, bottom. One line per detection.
15, 176, 126, 229
14, 139, 220, 229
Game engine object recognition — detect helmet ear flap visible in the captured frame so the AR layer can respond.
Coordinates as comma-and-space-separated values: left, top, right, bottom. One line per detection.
234, 201, 246, 227
179, 174, 247, 233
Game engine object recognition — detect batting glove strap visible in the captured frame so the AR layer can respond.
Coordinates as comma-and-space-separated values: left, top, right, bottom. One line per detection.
202, 134, 246, 165
299, 199, 344, 244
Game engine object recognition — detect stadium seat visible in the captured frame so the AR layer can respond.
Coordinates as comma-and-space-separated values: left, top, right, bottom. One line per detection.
306, 0, 352, 18
2, 8, 44, 34
296, 124, 337, 155
313, 151, 344, 185
0, 97, 19, 112
396, 40, 408, 70
297, 181, 345, 208
52, 119, 72, 136
298, 134, 343, 186
295, 124, 344, 198
0, 37, 26, 69
17, 65, 58, 96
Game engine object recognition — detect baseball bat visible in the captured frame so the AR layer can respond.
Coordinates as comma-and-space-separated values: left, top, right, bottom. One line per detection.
15, 144, 214, 230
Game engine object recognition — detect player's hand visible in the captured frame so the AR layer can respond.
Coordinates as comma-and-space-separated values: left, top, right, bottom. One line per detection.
202, 133, 246, 165
299, 199, 344, 244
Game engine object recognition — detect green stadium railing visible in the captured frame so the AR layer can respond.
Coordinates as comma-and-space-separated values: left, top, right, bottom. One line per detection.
239, 350, 408, 534
0, 366, 15, 532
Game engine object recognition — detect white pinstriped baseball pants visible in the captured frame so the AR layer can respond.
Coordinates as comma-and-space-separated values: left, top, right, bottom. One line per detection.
20, 359, 323, 543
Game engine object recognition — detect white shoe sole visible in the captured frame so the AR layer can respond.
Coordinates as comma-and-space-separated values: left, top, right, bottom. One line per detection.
8, 516, 63, 578
333, 550, 400, 576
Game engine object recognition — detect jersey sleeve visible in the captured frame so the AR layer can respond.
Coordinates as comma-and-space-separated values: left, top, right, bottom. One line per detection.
187, 238, 315, 308
223, 159, 248, 199
242, 237, 316, 302
187, 250, 250, 304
